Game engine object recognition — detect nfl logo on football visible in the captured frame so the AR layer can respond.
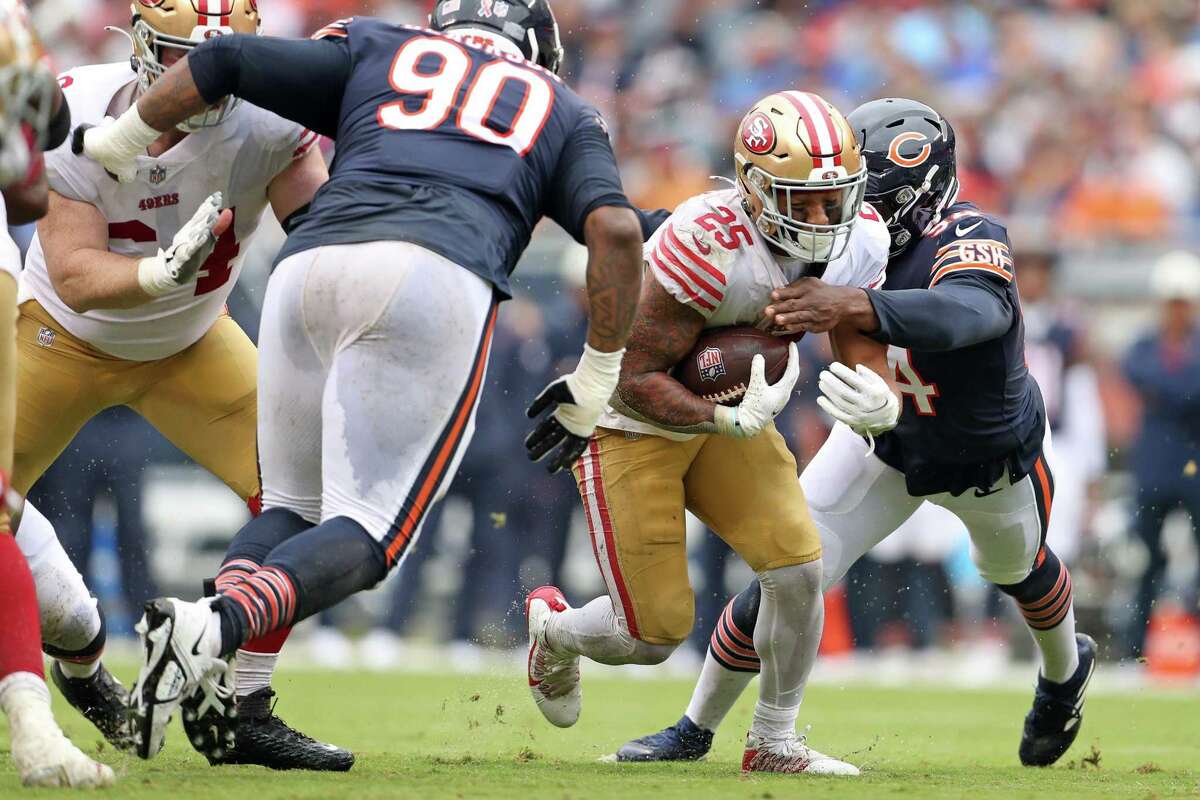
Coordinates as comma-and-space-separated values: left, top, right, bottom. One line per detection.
696, 346, 726, 383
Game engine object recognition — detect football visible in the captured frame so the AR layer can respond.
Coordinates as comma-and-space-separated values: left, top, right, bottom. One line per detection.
672, 326, 792, 406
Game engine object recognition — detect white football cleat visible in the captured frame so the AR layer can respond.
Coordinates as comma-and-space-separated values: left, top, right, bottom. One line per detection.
7, 684, 115, 788
525, 585, 581, 728
131, 597, 232, 760
742, 732, 860, 775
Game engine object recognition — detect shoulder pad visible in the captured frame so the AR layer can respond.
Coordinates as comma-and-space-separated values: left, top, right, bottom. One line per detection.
645, 192, 749, 316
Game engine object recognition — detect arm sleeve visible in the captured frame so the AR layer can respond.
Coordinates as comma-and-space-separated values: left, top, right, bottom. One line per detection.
187, 35, 352, 139
635, 207, 670, 241
545, 112, 633, 243
864, 273, 1014, 351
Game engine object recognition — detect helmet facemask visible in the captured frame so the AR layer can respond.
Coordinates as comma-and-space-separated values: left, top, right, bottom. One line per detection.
0, 60, 52, 186
738, 158, 867, 262
130, 18, 237, 132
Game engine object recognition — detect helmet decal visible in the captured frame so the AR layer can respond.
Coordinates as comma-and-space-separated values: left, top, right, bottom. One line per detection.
886, 131, 931, 168
740, 112, 776, 155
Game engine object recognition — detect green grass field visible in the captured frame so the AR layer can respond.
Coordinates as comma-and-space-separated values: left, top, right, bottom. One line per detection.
2, 667, 1196, 798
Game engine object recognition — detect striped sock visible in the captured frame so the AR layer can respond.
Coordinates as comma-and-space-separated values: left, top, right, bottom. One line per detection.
221, 566, 299, 644
998, 546, 1079, 682
709, 600, 761, 673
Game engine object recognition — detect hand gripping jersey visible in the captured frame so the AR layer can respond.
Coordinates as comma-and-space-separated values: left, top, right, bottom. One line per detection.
598, 186, 890, 440
257, 18, 632, 296
20, 62, 316, 361
873, 201, 1046, 495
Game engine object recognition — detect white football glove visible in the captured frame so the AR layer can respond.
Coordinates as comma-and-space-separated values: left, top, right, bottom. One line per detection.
526, 345, 624, 473
71, 103, 162, 184
817, 362, 900, 437
137, 192, 225, 297
714, 342, 800, 439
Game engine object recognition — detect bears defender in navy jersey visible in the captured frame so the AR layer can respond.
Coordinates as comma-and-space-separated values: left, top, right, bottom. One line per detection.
76, 0, 652, 763
869, 201, 1044, 496
177, 17, 633, 296
628, 99, 1095, 772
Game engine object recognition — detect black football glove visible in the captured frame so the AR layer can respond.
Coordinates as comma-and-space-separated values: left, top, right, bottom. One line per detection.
525, 377, 591, 474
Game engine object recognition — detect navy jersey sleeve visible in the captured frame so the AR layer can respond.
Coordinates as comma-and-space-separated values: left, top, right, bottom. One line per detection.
636, 207, 670, 241
544, 109, 633, 243
865, 215, 1016, 351
188, 34, 352, 139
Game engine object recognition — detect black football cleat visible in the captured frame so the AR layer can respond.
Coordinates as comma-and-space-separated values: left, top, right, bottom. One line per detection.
51, 661, 136, 751
1019, 633, 1097, 767
198, 688, 355, 771
610, 716, 714, 762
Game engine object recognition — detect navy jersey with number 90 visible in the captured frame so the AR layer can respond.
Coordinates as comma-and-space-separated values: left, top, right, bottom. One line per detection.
191, 18, 633, 296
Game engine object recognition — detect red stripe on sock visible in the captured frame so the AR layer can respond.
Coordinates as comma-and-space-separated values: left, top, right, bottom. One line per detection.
0, 536, 45, 680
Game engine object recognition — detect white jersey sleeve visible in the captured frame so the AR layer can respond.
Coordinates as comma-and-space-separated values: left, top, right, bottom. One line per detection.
644, 192, 750, 320
819, 203, 889, 290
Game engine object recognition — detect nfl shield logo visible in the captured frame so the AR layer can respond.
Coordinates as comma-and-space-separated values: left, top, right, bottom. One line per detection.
36, 326, 54, 347
149, 165, 166, 185
696, 347, 726, 383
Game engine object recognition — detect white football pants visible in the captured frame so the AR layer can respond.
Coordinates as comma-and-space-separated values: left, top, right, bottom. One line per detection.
258, 241, 497, 568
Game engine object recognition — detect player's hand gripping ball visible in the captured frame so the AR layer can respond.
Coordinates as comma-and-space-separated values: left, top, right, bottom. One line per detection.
672, 326, 792, 406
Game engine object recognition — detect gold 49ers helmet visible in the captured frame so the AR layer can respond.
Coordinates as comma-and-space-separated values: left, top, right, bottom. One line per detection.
734, 91, 866, 262
0, 0, 53, 187
127, 0, 260, 131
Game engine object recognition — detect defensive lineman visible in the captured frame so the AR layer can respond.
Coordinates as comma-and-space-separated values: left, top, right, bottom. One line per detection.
618, 99, 1096, 769
526, 91, 899, 775
16, 0, 346, 768
78, 0, 646, 760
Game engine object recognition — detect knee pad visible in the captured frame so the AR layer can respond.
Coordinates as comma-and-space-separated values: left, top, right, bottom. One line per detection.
626, 640, 678, 665
758, 560, 823, 603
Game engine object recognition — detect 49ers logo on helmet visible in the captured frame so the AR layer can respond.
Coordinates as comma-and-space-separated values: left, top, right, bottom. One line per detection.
886, 131, 931, 168
741, 112, 776, 155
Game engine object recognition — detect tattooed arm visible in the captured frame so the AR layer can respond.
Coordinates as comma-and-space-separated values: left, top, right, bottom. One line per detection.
582, 206, 644, 352
611, 276, 719, 433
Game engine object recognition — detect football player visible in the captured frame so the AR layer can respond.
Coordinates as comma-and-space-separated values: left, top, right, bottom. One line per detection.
0, 0, 114, 788
523, 91, 898, 775
13, 0, 350, 770
77, 0, 648, 761
616, 98, 1095, 769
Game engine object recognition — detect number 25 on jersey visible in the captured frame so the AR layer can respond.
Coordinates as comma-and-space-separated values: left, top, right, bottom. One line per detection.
377, 36, 554, 157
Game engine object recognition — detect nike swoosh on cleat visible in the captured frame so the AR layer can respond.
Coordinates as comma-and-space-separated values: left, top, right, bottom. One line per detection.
955, 220, 983, 237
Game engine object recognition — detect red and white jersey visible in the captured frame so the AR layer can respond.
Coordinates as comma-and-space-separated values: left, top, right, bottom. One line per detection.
20, 62, 319, 361
0, 192, 20, 280
599, 186, 889, 440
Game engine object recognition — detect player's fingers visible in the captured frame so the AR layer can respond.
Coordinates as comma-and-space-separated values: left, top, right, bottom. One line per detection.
211, 208, 234, 238
524, 421, 562, 459
829, 361, 867, 391
527, 384, 556, 418
818, 370, 863, 409
817, 396, 856, 427
747, 353, 766, 391
547, 435, 588, 474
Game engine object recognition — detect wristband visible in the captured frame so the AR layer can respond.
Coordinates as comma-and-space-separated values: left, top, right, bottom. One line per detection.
97, 104, 161, 162
714, 405, 742, 437
571, 344, 624, 408
137, 252, 175, 297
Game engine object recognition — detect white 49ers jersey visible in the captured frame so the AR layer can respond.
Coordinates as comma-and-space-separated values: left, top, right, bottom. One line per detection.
599, 186, 889, 440
20, 62, 319, 361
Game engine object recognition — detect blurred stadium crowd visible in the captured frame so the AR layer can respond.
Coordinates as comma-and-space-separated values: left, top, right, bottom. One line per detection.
17, 0, 1200, 680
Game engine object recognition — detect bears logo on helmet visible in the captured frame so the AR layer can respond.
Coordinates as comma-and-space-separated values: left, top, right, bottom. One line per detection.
886, 131, 931, 168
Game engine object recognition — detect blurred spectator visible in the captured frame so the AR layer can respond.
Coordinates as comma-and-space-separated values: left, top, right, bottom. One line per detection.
1120, 251, 1200, 658
1021, 250, 1106, 563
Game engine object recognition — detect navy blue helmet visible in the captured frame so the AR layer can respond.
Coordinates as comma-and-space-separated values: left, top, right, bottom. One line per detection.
847, 98, 958, 257
430, 0, 564, 76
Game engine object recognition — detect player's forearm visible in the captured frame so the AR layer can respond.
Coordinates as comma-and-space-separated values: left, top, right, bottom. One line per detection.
616, 371, 718, 433
134, 57, 211, 133
864, 282, 1012, 352
49, 249, 153, 312
583, 207, 643, 353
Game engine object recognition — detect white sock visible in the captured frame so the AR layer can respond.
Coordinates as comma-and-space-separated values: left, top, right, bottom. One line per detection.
1031, 606, 1080, 683
57, 659, 100, 680
545, 597, 634, 665
750, 562, 823, 740
208, 610, 226, 658
234, 650, 278, 697
0, 672, 50, 715
685, 652, 755, 733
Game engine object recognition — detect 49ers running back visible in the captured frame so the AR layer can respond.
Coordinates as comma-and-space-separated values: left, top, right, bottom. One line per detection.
14, 0, 350, 771
524, 90, 898, 777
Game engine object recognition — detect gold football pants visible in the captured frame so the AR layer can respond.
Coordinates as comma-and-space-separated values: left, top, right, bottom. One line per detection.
14, 299, 259, 503
572, 425, 821, 646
